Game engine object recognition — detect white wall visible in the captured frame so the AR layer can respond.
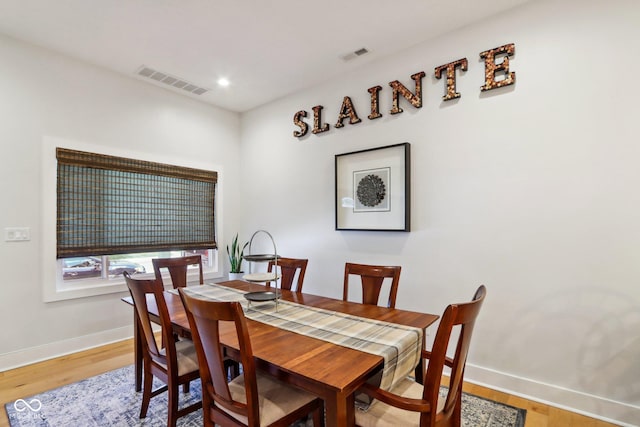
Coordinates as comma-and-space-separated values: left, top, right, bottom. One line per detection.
1, 0, 638, 424
0, 34, 242, 365
239, 0, 640, 424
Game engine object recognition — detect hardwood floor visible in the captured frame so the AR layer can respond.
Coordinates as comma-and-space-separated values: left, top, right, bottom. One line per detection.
0, 339, 620, 427
0, 340, 133, 427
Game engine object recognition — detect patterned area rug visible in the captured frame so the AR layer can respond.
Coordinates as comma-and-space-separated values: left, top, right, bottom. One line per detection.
5, 365, 525, 426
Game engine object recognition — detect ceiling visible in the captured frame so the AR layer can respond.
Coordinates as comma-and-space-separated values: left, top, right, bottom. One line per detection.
0, 0, 533, 113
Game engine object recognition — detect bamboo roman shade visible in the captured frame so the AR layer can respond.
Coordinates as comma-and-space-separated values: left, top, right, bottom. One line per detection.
56, 148, 217, 258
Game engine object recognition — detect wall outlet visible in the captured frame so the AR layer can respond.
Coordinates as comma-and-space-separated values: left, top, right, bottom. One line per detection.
5, 227, 31, 242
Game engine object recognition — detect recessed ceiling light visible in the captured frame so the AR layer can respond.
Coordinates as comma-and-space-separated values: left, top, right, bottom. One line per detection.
217, 78, 230, 87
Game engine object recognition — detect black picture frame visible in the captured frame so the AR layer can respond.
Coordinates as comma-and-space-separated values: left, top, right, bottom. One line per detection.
335, 143, 410, 231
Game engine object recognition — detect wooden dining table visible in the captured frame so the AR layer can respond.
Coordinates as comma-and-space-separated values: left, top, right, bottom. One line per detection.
123, 280, 438, 427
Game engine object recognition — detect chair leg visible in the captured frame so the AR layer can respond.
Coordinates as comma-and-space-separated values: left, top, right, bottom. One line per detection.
452, 391, 462, 427
203, 406, 215, 427
224, 359, 241, 380
231, 361, 240, 379
312, 404, 325, 427
140, 370, 153, 418
168, 383, 179, 427
182, 382, 190, 393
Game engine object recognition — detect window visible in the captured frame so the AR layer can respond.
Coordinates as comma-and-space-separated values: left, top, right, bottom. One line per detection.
60, 250, 212, 281
44, 143, 221, 301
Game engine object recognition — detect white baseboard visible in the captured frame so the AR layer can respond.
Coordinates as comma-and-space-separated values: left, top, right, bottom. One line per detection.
0, 325, 134, 372
465, 363, 640, 427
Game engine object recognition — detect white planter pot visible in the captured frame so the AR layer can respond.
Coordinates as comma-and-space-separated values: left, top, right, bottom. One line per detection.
228, 272, 245, 281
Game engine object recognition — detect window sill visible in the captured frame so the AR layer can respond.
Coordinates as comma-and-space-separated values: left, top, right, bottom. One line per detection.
44, 271, 224, 302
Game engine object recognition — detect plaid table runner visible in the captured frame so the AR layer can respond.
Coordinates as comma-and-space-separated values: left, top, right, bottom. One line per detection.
178, 283, 423, 393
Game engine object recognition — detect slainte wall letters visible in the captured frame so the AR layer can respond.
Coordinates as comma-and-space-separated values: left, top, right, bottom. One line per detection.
293, 43, 516, 138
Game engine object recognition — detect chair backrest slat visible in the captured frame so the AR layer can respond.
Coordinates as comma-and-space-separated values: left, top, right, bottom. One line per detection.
267, 257, 308, 292
153, 255, 204, 289
343, 262, 401, 308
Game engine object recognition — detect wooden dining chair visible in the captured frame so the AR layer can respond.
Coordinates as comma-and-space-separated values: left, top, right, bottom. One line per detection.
354, 285, 487, 427
123, 272, 202, 427
153, 255, 241, 379
266, 257, 308, 292
152, 255, 204, 288
343, 262, 401, 308
179, 289, 325, 427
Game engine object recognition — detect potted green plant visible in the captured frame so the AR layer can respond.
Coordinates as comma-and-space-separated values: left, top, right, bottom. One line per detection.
226, 233, 248, 280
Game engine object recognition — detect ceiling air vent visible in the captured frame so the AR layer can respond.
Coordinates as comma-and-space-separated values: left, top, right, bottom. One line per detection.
340, 47, 370, 62
135, 66, 210, 96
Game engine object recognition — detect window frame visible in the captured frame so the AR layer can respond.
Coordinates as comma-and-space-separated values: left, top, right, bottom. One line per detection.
42, 137, 224, 302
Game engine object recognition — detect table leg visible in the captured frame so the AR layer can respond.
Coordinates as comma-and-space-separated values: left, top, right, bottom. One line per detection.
414, 330, 427, 384
133, 310, 143, 392
414, 361, 423, 384
325, 390, 355, 427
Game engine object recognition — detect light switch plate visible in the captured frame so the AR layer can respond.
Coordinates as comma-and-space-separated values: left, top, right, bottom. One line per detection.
5, 227, 30, 242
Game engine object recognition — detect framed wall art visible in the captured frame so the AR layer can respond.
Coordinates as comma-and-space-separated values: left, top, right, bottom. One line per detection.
335, 143, 410, 231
